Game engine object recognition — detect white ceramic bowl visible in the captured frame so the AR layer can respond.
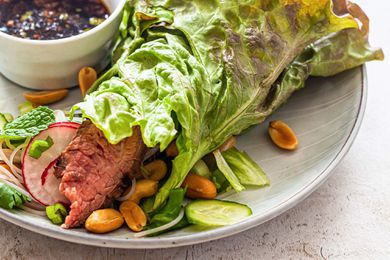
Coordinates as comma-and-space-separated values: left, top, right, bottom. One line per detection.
0, 0, 126, 90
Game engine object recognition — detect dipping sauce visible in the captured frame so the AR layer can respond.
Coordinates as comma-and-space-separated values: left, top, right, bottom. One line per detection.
0, 0, 109, 40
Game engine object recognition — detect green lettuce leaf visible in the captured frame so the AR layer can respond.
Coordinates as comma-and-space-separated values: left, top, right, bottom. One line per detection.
0, 182, 31, 210
211, 169, 231, 193
191, 160, 212, 179
222, 147, 270, 187
264, 3, 384, 116
213, 150, 245, 192
73, 0, 364, 209
309, 2, 384, 76
145, 188, 189, 236
0, 107, 55, 142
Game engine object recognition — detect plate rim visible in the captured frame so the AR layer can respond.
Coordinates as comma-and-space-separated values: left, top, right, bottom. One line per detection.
0, 66, 367, 249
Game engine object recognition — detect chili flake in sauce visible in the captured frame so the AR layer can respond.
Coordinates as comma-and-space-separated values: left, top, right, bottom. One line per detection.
0, 0, 109, 40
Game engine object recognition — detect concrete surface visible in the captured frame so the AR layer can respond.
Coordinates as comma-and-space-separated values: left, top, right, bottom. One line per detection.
0, 0, 388, 259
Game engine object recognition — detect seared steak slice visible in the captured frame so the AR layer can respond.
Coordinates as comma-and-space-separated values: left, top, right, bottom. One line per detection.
54, 120, 146, 228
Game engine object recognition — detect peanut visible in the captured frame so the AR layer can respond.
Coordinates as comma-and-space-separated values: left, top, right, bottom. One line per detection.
120, 200, 147, 232
79, 67, 97, 97
182, 173, 217, 199
165, 141, 178, 157
144, 160, 168, 181
126, 179, 158, 204
23, 89, 68, 105
219, 136, 237, 152
268, 120, 298, 150
85, 209, 124, 234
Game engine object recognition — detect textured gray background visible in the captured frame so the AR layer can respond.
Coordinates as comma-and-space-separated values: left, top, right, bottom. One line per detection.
0, 0, 389, 259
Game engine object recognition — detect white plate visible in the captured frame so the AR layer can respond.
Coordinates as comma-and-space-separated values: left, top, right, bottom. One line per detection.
0, 66, 366, 248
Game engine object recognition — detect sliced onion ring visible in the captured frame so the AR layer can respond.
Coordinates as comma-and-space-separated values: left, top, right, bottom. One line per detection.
19, 205, 47, 216
133, 208, 185, 238
9, 143, 25, 178
116, 178, 136, 202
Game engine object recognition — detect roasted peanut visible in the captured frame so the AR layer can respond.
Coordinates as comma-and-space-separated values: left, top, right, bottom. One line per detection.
182, 173, 217, 199
144, 160, 168, 181
79, 67, 97, 97
126, 179, 158, 204
120, 200, 147, 232
219, 136, 237, 152
165, 141, 178, 157
23, 89, 68, 105
268, 120, 298, 150
85, 209, 124, 234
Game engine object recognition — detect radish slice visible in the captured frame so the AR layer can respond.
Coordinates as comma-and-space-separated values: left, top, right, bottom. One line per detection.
23, 122, 80, 206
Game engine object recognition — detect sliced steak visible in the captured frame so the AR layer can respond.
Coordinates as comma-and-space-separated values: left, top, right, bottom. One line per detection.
54, 120, 146, 229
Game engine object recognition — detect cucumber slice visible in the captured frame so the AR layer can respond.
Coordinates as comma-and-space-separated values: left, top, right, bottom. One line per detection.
185, 200, 252, 226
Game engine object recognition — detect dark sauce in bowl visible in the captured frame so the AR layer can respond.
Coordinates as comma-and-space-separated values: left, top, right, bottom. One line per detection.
0, 0, 109, 40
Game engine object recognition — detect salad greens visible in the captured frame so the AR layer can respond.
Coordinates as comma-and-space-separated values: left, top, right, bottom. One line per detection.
0, 107, 55, 142
222, 147, 269, 187
0, 182, 31, 210
211, 169, 232, 193
213, 150, 245, 192
191, 160, 212, 179
146, 188, 188, 234
71, 0, 382, 210
28, 136, 54, 159
271, 5, 384, 101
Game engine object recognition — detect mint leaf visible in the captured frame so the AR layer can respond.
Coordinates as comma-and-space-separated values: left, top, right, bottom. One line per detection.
0, 182, 31, 209
28, 136, 54, 159
0, 107, 55, 141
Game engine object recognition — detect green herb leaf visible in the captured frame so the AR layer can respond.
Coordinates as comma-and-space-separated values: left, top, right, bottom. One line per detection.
46, 203, 68, 225
211, 169, 231, 193
309, 29, 384, 77
28, 136, 54, 159
145, 188, 188, 235
213, 150, 245, 192
222, 147, 269, 187
0, 107, 55, 141
0, 182, 31, 209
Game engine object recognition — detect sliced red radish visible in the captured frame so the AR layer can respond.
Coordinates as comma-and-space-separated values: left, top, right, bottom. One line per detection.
23, 122, 80, 206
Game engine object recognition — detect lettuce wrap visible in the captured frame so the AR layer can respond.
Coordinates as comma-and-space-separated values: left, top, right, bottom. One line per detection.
72, 0, 383, 209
